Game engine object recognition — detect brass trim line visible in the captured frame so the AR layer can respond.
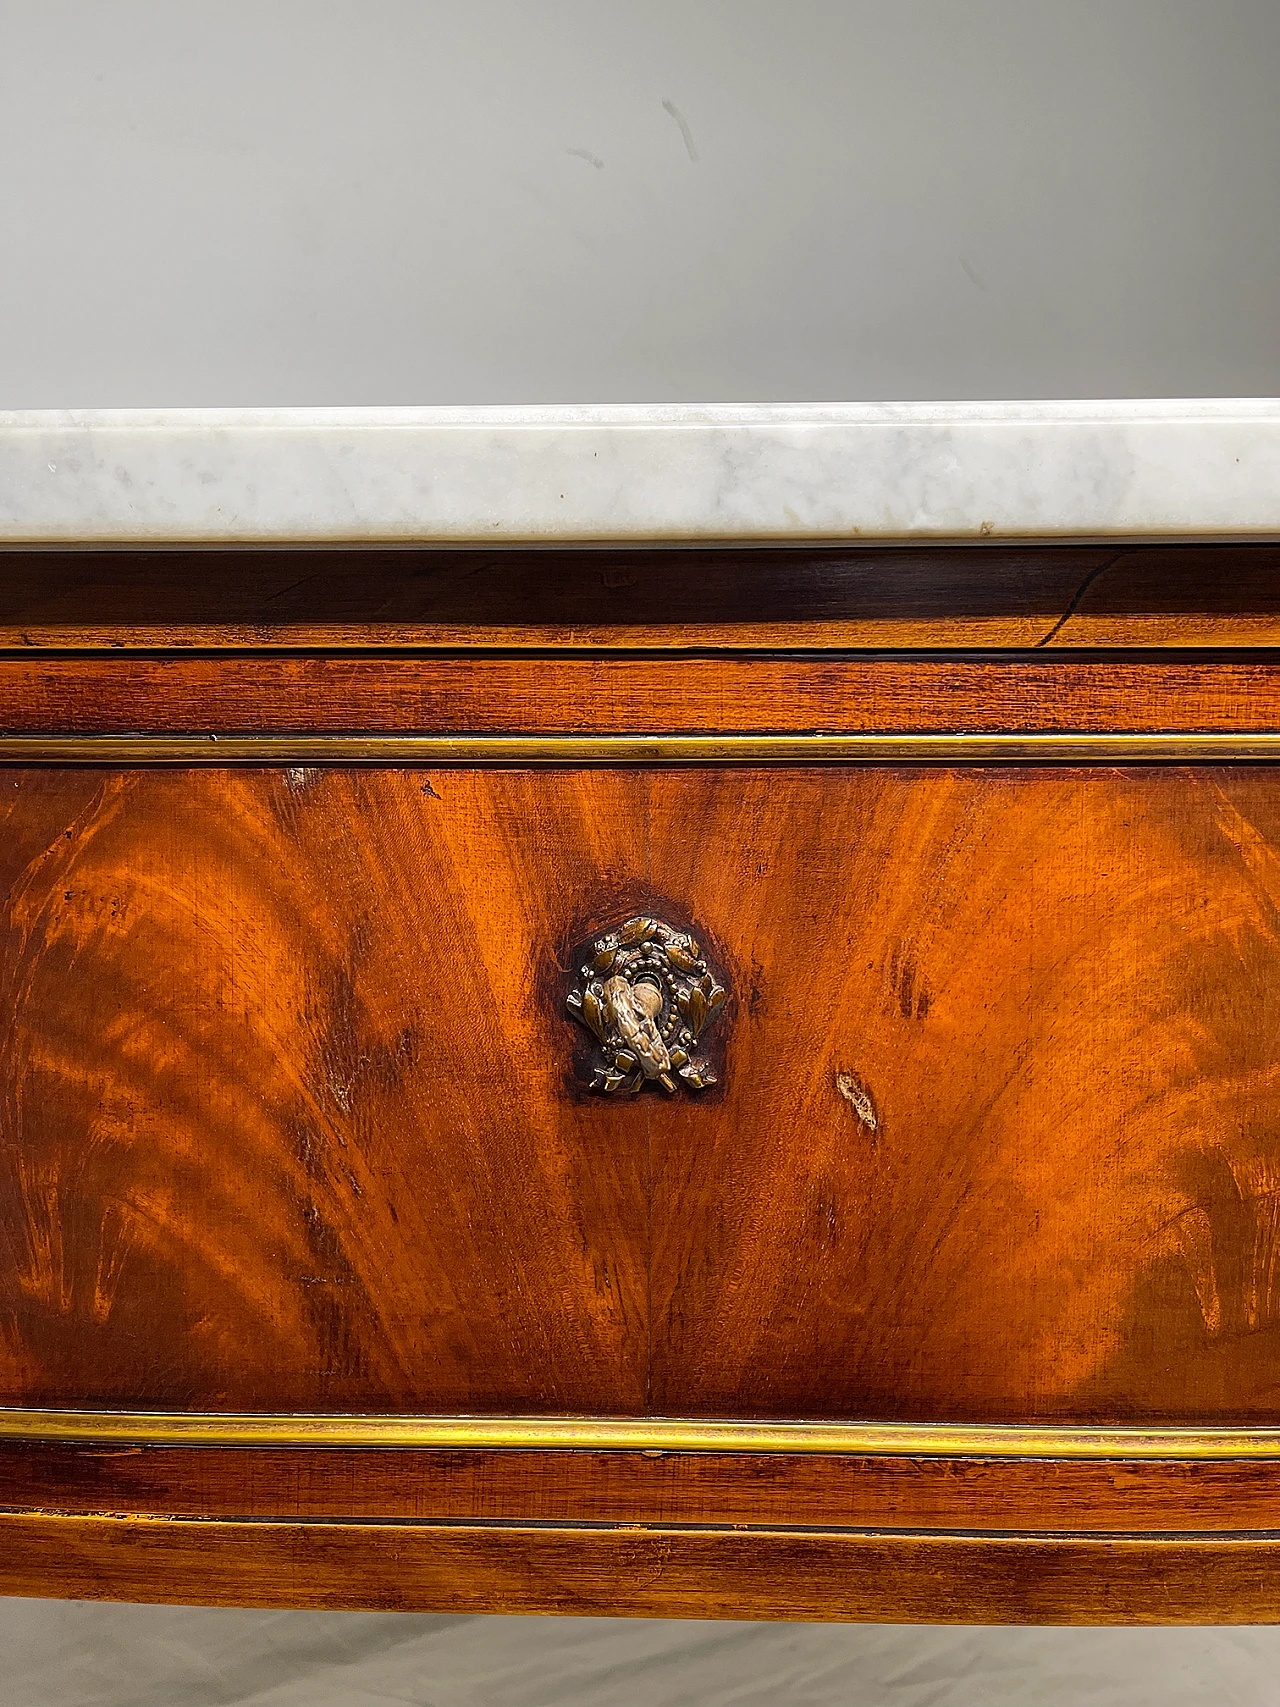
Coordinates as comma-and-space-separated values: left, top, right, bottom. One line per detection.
3, 1410, 1280, 1459
0, 733, 1279, 765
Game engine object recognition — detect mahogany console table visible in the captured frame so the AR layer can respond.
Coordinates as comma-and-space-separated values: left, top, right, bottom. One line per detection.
2, 402, 1280, 1622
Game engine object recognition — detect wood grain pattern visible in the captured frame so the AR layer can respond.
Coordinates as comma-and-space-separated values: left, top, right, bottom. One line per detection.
647, 764, 1280, 1422
7, 1443, 1280, 1533
0, 767, 649, 1412
4, 765, 1280, 1421
7, 542, 1280, 1624
4, 1511, 1280, 1623
4, 653, 1280, 733
2, 544, 1278, 648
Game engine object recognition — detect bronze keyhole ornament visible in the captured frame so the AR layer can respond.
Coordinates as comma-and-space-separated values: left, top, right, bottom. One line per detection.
567, 914, 728, 1094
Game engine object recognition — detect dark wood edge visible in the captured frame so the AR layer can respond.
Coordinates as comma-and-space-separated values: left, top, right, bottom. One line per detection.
2, 543, 1279, 651
3, 1511, 1280, 1622
8, 1444, 1280, 1534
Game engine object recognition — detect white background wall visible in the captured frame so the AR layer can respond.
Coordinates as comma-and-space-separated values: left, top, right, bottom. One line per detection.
2, 0, 1279, 404
2, 4, 1279, 1702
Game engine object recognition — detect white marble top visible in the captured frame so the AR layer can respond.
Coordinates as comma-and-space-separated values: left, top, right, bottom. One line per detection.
1, 402, 1278, 545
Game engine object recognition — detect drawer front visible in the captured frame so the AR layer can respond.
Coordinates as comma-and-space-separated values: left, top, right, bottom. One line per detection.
3, 761, 1277, 1423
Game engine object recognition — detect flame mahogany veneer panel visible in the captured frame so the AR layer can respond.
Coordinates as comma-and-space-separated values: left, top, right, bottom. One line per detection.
3, 765, 1280, 1421
3, 535, 1279, 1623
0, 767, 650, 1413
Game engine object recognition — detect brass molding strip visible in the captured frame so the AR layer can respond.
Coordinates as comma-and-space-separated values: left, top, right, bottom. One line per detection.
3, 1410, 1280, 1459
0, 733, 1279, 765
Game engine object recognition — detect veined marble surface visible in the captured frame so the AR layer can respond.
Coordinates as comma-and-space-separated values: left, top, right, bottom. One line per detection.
1, 401, 1278, 544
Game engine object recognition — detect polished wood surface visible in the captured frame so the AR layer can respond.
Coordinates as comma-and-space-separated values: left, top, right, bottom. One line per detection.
4, 764, 1280, 1421
2, 543, 1278, 649
5, 540, 1280, 1622
0, 766, 648, 1414
8, 1442, 1280, 1533
4, 652, 1280, 733
5, 1512, 1280, 1623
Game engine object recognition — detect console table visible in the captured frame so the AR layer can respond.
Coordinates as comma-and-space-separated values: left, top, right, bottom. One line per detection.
2, 401, 1280, 1622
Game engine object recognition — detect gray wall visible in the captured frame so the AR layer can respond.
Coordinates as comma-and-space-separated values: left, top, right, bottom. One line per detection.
2, 0, 1278, 405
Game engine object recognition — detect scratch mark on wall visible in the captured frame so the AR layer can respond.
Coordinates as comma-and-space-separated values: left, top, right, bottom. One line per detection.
662, 101, 699, 163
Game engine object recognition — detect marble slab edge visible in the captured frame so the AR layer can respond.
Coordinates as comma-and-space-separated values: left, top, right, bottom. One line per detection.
1, 402, 1278, 545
